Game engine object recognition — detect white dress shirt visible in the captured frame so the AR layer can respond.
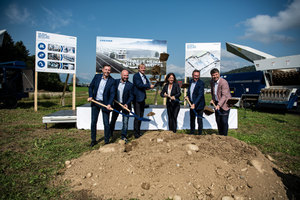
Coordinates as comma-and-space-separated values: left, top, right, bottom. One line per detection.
190, 81, 196, 102
117, 81, 126, 103
139, 72, 147, 84
214, 79, 219, 101
96, 77, 108, 101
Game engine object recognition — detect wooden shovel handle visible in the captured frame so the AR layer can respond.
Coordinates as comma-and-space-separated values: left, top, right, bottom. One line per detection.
91, 99, 112, 110
185, 97, 192, 107
211, 101, 217, 108
114, 100, 130, 112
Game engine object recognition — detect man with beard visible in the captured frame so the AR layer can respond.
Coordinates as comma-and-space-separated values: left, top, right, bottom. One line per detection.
109, 70, 134, 142
210, 68, 231, 136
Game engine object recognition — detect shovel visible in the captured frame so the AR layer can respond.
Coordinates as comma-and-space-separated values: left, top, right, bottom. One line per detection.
146, 111, 155, 117
203, 106, 215, 115
91, 99, 129, 117
185, 98, 203, 118
211, 101, 222, 115
114, 100, 151, 122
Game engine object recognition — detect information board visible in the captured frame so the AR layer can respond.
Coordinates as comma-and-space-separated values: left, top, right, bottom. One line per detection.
35, 31, 77, 74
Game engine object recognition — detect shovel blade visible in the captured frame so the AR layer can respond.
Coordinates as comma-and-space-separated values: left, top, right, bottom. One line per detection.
139, 117, 151, 121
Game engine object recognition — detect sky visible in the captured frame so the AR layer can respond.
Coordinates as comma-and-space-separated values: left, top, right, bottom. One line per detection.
1, 0, 300, 82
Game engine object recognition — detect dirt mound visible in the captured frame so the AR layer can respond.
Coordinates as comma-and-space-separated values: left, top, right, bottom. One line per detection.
62, 131, 288, 200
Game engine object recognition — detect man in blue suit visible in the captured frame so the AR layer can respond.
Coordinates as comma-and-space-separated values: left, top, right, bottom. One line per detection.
109, 70, 134, 142
185, 69, 205, 135
88, 65, 115, 147
133, 64, 154, 138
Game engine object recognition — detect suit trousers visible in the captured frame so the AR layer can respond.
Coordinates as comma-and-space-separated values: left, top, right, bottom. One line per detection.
91, 103, 110, 144
133, 100, 145, 138
166, 102, 180, 133
109, 104, 129, 139
215, 108, 230, 136
190, 109, 204, 135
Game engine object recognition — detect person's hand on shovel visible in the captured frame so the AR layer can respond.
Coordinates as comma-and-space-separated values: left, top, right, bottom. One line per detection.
107, 104, 113, 111
210, 100, 220, 110
185, 96, 195, 109
184, 96, 189, 102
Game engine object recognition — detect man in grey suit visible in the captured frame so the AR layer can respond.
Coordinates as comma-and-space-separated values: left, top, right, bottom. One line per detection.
210, 68, 232, 136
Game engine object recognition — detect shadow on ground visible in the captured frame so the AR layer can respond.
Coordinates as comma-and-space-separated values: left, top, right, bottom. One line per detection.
274, 168, 300, 200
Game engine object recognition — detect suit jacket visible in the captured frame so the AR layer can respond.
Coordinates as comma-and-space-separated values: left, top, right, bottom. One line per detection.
88, 74, 115, 110
187, 79, 205, 111
133, 72, 151, 102
210, 77, 231, 111
113, 79, 134, 110
160, 82, 181, 105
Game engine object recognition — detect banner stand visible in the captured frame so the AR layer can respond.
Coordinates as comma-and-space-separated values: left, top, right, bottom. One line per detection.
184, 76, 187, 106
35, 31, 77, 112
34, 71, 38, 111
60, 74, 70, 106
72, 74, 76, 110
34, 72, 76, 111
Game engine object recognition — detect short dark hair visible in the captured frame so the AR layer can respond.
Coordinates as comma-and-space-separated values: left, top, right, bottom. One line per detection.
192, 69, 200, 76
103, 65, 111, 68
165, 73, 177, 83
210, 68, 219, 75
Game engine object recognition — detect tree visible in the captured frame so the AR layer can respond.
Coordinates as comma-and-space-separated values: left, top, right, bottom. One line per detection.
14, 41, 29, 61
0, 32, 15, 62
38, 72, 67, 92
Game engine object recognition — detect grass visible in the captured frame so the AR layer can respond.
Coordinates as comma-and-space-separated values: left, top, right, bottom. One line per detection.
0, 87, 299, 199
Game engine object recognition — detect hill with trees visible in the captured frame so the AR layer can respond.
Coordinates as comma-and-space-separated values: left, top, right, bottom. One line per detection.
178, 65, 256, 88
222, 65, 256, 74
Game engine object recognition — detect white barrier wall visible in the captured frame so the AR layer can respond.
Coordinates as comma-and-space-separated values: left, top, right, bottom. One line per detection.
77, 104, 238, 130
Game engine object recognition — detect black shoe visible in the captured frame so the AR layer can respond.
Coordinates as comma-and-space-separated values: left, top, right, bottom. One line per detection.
134, 135, 140, 139
90, 141, 97, 147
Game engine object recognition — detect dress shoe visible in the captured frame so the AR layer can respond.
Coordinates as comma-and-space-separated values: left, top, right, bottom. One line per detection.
90, 141, 97, 147
134, 135, 140, 139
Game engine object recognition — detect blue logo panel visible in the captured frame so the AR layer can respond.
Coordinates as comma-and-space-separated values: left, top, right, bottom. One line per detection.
38, 43, 46, 50
37, 60, 45, 68
38, 52, 45, 59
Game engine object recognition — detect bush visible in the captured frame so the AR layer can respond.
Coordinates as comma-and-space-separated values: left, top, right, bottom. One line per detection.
38, 73, 69, 92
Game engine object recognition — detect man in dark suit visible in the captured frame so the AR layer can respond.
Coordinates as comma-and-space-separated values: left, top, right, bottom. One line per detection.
88, 65, 115, 147
133, 64, 154, 138
210, 68, 232, 136
109, 70, 134, 142
185, 69, 205, 135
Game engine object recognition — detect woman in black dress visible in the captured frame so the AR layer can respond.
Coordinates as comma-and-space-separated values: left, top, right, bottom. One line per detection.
160, 73, 181, 133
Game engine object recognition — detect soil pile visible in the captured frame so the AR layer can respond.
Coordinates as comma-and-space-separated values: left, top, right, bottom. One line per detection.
62, 131, 288, 200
